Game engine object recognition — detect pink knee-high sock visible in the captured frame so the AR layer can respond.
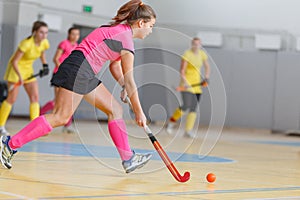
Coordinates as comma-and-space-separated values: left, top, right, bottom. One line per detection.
9, 115, 53, 150
108, 119, 133, 161
64, 116, 73, 127
40, 101, 55, 115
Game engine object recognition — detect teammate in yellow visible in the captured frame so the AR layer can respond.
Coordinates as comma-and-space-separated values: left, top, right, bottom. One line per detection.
166, 37, 210, 138
0, 21, 50, 136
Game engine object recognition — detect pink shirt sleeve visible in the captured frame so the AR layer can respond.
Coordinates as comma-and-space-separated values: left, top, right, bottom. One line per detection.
58, 40, 67, 50
114, 27, 134, 54
58, 40, 77, 64
121, 33, 134, 54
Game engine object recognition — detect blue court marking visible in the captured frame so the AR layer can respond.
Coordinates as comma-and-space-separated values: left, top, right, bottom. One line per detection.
19, 141, 234, 163
40, 186, 300, 199
250, 141, 300, 147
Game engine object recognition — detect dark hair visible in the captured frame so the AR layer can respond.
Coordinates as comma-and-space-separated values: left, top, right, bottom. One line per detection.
111, 0, 156, 26
68, 27, 80, 35
27, 21, 48, 39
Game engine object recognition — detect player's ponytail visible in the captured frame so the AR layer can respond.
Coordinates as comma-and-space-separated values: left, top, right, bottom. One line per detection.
27, 21, 48, 39
111, 0, 156, 26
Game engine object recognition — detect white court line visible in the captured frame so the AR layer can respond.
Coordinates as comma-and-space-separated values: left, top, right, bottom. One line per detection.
0, 191, 33, 200
245, 197, 300, 200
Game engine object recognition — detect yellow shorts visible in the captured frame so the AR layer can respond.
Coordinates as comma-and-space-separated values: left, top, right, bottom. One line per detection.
4, 64, 37, 84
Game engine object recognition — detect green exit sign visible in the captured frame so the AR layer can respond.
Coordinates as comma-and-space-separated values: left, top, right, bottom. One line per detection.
83, 5, 93, 13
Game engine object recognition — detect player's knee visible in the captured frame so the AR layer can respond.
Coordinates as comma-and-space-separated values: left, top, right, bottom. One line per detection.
111, 103, 123, 119
53, 112, 72, 126
6, 94, 17, 104
190, 105, 197, 112
190, 103, 198, 112
190, 108, 197, 112
29, 94, 39, 102
180, 106, 188, 112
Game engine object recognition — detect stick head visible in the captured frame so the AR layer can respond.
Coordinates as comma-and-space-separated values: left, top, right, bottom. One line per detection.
179, 171, 190, 183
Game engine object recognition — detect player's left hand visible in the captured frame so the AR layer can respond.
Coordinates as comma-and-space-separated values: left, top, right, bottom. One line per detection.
200, 78, 209, 87
39, 64, 49, 77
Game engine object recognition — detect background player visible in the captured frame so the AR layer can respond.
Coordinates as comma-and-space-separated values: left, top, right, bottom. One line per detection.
40, 27, 80, 133
166, 37, 210, 138
0, 21, 49, 136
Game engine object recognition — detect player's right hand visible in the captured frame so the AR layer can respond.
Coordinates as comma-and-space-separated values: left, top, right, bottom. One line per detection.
18, 76, 23, 85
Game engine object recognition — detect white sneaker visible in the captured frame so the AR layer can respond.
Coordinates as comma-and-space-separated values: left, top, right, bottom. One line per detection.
0, 127, 10, 136
166, 121, 176, 134
62, 126, 76, 134
184, 131, 197, 138
122, 151, 152, 173
0, 136, 17, 169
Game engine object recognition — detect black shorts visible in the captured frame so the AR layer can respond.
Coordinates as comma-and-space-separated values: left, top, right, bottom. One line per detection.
180, 92, 201, 112
51, 50, 101, 95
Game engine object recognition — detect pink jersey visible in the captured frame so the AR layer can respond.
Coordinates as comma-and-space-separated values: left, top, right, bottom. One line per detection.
75, 24, 134, 74
53, 39, 78, 73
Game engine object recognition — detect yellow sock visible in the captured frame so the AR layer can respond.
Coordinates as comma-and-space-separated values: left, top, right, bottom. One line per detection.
185, 112, 197, 132
30, 102, 40, 120
0, 100, 12, 126
170, 108, 184, 122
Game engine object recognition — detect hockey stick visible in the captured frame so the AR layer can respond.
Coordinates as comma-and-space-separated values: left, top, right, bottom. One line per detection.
125, 96, 190, 182
175, 79, 209, 92
8, 72, 40, 92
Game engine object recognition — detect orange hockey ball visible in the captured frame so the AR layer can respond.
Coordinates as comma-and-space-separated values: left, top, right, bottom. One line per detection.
206, 173, 216, 183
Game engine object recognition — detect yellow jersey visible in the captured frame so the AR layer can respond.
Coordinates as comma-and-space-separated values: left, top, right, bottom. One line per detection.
181, 49, 208, 94
4, 36, 50, 83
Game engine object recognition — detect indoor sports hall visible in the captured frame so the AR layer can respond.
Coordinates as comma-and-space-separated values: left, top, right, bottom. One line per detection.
0, 0, 299, 199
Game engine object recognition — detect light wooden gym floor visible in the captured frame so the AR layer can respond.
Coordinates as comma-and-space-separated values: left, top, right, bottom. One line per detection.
0, 119, 299, 200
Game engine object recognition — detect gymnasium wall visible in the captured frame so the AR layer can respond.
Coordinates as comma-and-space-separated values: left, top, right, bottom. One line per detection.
151, 0, 300, 35
5, 0, 300, 35
0, 0, 299, 131
0, 3, 2, 64
19, 0, 124, 22
135, 47, 300, 130
272, 53, 300, 131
